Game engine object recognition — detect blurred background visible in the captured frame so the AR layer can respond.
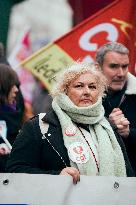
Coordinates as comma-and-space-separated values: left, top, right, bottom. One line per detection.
0, 0, 114, 54
0, 0, 121, 117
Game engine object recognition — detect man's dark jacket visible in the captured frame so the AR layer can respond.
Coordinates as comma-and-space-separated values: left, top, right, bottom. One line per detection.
103, 72, 136, 174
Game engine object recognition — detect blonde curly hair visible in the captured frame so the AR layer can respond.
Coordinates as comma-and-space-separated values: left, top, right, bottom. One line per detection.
51, 62, 107, 98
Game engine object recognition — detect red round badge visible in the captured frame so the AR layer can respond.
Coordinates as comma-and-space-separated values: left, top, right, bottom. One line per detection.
65, 125, 77, 136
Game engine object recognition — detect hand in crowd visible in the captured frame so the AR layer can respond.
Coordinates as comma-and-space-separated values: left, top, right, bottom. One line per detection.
109, 108, 130, 138
60, 167, 80, 184
0, 143, 11, 156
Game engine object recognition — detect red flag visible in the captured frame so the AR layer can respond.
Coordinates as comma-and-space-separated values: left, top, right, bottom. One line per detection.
57, 0, 136, 75
21, 0, 136, 92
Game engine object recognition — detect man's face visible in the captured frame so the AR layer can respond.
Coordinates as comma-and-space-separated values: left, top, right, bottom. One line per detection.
102, 51, 129, 92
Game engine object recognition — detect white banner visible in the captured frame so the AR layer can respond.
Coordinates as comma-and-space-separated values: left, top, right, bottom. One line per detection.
0, 173, 136, 205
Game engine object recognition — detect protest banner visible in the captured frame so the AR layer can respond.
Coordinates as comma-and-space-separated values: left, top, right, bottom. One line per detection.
1, 174, 136, 205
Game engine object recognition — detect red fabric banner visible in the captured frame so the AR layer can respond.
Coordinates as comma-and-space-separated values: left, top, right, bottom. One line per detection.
56, 0, 136, 75
21, 0, 136, 91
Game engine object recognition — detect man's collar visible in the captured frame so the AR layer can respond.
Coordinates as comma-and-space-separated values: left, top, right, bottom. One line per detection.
126, 72, 136, 94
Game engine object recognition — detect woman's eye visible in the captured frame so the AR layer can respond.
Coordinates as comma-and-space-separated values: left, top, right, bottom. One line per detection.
89, 85, 96, 89
75, 84, 83, 88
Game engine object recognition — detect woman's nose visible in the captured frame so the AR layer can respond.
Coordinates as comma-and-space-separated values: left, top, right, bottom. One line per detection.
83, 86, 90, 94
13, 85, 19, 93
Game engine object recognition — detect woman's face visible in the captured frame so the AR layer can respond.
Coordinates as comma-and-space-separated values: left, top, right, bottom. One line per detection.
7, 85, 19, 104
67, 72, 99, 107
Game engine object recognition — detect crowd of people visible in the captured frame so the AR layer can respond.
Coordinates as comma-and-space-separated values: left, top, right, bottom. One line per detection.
0, 41, 136, 182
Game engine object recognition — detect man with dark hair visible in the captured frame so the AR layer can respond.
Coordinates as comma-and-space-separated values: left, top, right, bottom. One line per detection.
96, 42, 136, 174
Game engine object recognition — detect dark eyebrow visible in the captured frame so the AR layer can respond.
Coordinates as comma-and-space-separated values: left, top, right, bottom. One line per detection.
109, 63, 129, 68
75, 82, 97, 84
89, 82, 97, 85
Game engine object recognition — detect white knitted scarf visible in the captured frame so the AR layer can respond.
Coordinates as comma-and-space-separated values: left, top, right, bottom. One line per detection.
52, 93, 126, 176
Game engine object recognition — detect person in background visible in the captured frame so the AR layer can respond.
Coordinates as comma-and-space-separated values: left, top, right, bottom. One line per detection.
0, 63, 23, 172
96, 41, 136, 174
32, 80, 52, 115
0, 42, 25, 123
6, 62, 134, 182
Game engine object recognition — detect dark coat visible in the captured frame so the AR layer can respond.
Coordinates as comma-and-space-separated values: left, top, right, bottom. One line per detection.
0, 42, 25, 172
0, 104, 24, 172
0, 107, 23, 144
103, 73, 136, 174
6, 110, 134, 176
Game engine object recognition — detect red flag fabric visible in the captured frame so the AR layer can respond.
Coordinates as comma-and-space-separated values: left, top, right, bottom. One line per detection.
57, 0, 136, 75
21, 0, 136, 92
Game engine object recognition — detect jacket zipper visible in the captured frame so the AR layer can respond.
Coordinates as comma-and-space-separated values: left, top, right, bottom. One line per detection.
42, 134, 68, 167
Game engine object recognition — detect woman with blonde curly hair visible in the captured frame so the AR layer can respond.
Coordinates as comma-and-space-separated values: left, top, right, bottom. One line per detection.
6, 62, 134, 181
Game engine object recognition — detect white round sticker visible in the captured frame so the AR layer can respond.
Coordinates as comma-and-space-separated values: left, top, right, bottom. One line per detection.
68, 142, 89, 164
